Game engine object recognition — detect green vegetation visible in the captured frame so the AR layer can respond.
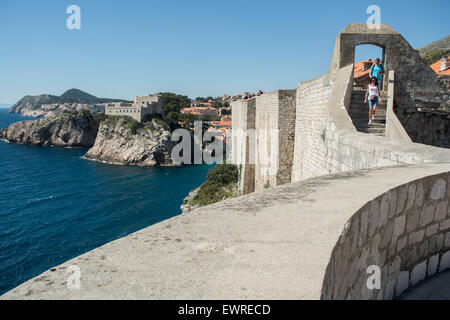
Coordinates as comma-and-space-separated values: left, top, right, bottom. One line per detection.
418, 35, 450, 65
189, 164, 239, 207
102, 113, 171, 135
420, 48, 450, 65
60, 88, 131, 104
158, 92, 191, 128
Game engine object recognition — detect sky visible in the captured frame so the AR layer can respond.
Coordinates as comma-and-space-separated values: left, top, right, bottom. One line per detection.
0, 0, 448, 104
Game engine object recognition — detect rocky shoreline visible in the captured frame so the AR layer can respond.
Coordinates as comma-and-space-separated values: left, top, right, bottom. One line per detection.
84, 117, 176, 167
180, 187, 200, 213
0, 111, 99, 147
0, 111, 177, 167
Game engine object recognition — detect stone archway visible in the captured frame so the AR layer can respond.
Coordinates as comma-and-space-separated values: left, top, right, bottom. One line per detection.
328, 23, 448, 146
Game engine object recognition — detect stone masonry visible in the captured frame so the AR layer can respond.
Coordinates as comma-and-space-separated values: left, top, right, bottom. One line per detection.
105, 94, 163, 123
321, 172, 450, 300
232, 23, 450, 194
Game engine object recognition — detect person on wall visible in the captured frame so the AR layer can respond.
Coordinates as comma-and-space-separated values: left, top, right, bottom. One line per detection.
370, 58, 385, 91
364, 77, 381, 125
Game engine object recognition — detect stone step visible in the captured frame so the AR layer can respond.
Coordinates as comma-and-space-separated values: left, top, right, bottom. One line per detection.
352, 91, 387, 97
353, 123, 386, 129
351, 99, 387, 104
349, 112, 386, 116
352, 116, 386, 123
349, 107, 387, 111
357, 130, 385, 136
350, 105, 387, 110
355, 126, 386, 131
352, 119, 386, 124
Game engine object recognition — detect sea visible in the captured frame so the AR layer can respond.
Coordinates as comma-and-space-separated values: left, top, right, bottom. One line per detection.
0, 107, 212, 295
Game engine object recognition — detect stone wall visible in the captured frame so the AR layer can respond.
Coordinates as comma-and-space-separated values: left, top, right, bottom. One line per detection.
291, 75, 333, 181
321, 172, 450, 300
254, 90, 296, 191
232, 22, 449, 193
231, 99, 256, 194
393, 104, 450, 148
291, 66, 447, 183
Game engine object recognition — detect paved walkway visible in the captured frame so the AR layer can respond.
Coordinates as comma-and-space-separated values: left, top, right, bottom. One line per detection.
398, 270, 450, 300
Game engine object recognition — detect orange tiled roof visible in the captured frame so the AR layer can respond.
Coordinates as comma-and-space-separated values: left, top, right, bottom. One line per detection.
211, 121, 232, 127
354, 59, 373, 79
430, 60, 450, 75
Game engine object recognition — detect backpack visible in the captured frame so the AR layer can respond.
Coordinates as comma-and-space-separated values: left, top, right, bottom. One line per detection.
371, 64, 384, 74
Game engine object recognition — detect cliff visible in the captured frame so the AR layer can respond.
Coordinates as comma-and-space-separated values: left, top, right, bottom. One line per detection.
0, 111, 99, 147
84, 116, 176, 166
9, 94, 61, 115
9, 89, 131, 116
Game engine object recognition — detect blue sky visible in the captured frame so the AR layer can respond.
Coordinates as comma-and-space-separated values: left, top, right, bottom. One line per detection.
0, 0, 448, 104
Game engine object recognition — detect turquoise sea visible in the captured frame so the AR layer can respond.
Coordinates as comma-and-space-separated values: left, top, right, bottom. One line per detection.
0, 108, 212, 295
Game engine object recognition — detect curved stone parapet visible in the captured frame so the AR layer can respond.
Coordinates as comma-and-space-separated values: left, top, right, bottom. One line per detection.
321, 172, 450, 299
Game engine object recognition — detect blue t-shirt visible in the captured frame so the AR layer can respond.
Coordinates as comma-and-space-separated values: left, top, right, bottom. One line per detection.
370, 64, 384, 80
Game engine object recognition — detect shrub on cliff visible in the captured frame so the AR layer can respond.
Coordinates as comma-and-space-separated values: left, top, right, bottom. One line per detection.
190, 164, 239, 207
204, 164, 239, 187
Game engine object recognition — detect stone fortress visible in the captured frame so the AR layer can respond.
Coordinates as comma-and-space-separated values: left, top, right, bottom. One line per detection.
229, 23, 450, 298
232, 23, 449, 195
105, 94, 163, 122
2, 23, 450, 300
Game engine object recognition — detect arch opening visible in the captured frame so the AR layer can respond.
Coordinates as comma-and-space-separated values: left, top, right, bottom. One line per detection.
353, 44, 385, 89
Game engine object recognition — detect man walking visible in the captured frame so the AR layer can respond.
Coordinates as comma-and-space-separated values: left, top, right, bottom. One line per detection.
370, 58, 385, 91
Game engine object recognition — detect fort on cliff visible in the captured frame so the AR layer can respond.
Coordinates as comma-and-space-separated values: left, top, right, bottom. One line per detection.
105, 94, 163, 123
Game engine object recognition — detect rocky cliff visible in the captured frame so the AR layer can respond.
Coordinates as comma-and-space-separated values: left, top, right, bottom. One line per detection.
84, 117, 176, 166
0, 111, 99, 147
9, 89, 131, 116
9, 94, 61, 115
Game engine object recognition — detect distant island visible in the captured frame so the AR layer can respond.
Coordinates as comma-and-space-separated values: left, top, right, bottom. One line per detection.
8, 88, 132, 117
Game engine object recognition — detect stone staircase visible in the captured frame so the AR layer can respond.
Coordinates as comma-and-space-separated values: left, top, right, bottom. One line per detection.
348, 86, 387, 136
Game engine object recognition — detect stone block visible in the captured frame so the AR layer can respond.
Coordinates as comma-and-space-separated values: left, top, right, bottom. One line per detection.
430, 178, 446, 200
406, 209, 420, 233
415, 182, 424, 207
441, 219, 450, 231
406, 184, 416, 210
368, 201, 380, 237
428, 233, 444, 253
434, 200, 448, 221
427, 254, 439, 277
396, 186, 407, 214
381, 223, 393, 249
408, 229, 424, 245
389, 189, 397, 219
395, 271, 409, 297
420, 203, 434, 227
438, 251, 450, 272
426, 223, 439, 237
445, 232, 450, 248
397, 236, 407, 252
410, 261, 427, 286
394, 215, 406, 237
359, 209, 369, 246
379, 193, 390, 228
384, 279, 395, 300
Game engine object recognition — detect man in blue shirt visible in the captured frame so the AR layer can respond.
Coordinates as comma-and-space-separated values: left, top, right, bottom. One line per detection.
370, 58, 385, 91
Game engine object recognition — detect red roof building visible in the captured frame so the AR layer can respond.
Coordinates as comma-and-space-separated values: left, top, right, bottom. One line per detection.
430, 56, 450, 75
